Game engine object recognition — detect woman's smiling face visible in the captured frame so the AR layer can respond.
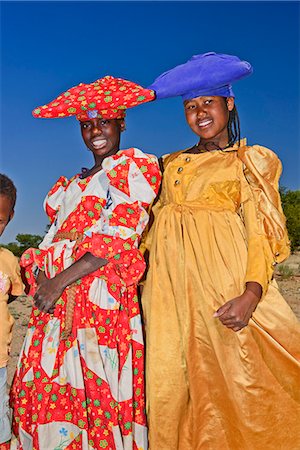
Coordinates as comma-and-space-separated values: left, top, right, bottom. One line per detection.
80, 118, 125, 162
184, 96, 234, 148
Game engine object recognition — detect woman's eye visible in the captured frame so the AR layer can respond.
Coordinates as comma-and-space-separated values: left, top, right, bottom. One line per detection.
185, 104, 195, 110
81, 123, 90, 129
204, 99, 213, 105
100, 119, 108, 126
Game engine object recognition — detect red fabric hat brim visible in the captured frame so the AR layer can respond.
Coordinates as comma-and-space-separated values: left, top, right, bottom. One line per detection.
32, 76, 155, 120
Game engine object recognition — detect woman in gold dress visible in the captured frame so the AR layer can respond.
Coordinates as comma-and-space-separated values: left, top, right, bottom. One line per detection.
142, 53, 300, 449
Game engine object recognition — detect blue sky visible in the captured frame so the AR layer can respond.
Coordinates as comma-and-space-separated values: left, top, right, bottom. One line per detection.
1, 1, 299, 243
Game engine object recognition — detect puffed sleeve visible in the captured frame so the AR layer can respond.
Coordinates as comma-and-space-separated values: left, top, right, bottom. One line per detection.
43, 176, 70, 224
20, 175, 74, 282
39, 175, 76, 253
76, 148, 161, 284
238, 145, 290, 294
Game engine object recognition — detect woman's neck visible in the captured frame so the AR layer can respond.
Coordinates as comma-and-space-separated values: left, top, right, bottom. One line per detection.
93, 148, 119, 168
80, 148, 120, 178
197, 140, 229, 152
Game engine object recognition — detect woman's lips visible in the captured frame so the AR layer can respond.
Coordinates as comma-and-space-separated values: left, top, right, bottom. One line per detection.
91, 138, 107, 149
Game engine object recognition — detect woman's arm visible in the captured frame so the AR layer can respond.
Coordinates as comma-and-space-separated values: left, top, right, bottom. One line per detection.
34, 253, 107, 313
214, 145, 289, 332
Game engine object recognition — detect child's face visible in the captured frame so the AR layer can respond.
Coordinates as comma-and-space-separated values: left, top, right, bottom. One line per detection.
184, 96, 234, 146
80, 118, 125, 162
0, 194, 14, 236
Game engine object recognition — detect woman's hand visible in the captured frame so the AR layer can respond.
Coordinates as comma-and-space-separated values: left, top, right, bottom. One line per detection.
213, 287, 261, 332
34, 272, 65, 314
33, 253, 108, 314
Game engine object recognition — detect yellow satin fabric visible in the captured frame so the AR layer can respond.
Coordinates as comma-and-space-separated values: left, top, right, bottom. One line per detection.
142, 142, 300, 449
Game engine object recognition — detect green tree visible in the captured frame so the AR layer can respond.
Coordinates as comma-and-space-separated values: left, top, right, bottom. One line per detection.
2, 233, 43, 257
280, 187, 300, 252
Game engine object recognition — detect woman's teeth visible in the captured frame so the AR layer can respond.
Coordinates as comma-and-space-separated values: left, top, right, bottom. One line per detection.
92, 138, 107, 149
198, 119, 212, 127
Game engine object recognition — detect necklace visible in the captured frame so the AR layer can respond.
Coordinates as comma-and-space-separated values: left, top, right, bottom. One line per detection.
184, 140, 238, 155
195, 141, 232, 153
79, 164, 103, 179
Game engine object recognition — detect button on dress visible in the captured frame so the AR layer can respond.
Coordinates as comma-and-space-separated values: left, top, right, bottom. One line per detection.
142, 141, 300, 450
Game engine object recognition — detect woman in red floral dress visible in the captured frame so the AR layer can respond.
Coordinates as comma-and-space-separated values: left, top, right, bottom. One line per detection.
10, 76, 161, 450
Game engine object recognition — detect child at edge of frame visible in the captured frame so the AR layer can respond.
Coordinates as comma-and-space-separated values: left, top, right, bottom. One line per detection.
0, 174, 24, 448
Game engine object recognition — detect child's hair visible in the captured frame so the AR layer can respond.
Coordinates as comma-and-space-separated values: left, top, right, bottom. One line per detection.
227, 102, 241, 147
0, 174, 17, 210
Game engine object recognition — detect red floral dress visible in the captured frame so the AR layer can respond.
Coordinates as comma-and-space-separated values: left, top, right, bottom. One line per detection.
10, 148, 161, 450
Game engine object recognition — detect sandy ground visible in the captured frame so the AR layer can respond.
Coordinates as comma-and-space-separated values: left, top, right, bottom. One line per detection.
7, 253, 300, 386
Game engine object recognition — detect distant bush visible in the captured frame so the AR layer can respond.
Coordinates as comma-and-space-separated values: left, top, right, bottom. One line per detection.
280, 187, 300, 252
2, 233, 43, 257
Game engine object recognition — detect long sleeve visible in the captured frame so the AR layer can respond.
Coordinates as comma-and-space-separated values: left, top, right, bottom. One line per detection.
76, 148, 161, 285
238, 145, 290, 295
44, 176, 72, 224
76, 148, 160, 251
21, 176, 71, 277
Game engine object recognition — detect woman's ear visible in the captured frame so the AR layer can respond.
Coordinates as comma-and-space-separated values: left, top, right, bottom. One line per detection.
226, 97, 235, 111
119, 119, 126, 132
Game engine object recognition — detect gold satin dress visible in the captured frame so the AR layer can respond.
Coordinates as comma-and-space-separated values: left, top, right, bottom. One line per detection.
142, 141, 300, 450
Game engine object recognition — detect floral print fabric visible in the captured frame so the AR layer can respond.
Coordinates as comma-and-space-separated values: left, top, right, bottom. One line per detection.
10, 148, 161, 450
32, 76, 155, 121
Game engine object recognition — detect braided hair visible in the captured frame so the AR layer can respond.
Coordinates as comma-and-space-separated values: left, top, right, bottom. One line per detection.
0, 174, 17, 210
226, 100, 241, 147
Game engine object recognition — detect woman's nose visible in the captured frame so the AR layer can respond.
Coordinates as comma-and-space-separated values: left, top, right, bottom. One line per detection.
196, 107, 206, 118
91, 125, 102, 135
